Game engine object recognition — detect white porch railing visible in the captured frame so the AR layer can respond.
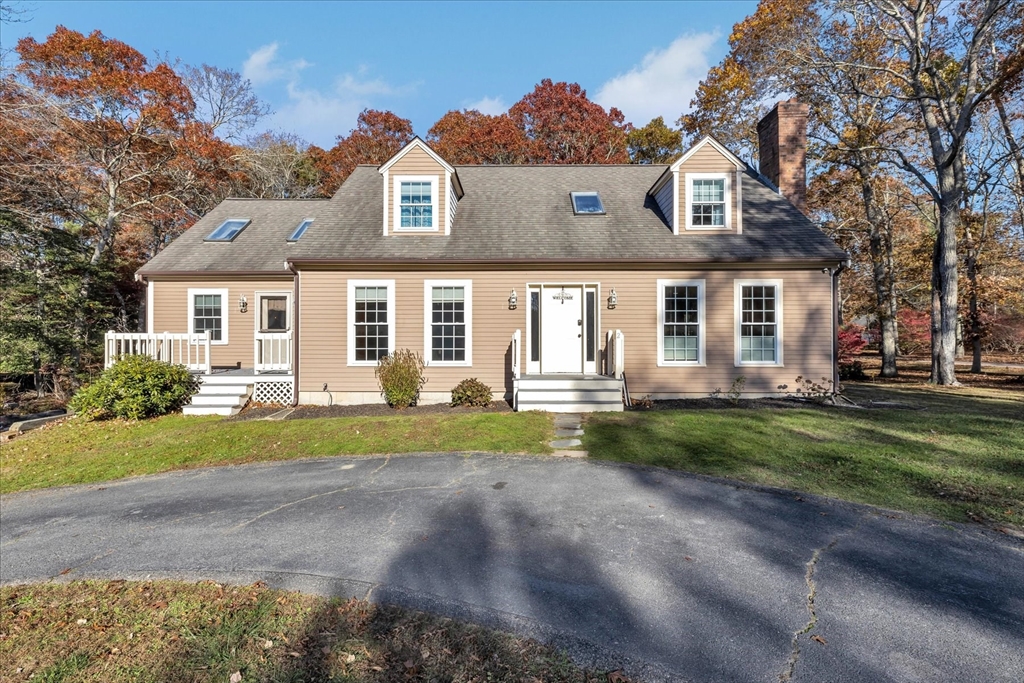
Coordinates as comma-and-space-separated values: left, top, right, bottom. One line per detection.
104, 331, 211, 374
606, 329, 625, 379
255, 330, 293, 374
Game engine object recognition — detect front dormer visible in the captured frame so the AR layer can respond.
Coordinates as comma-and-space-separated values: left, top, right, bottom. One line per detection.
648, 136, 747, 235
378, 138, 464, 236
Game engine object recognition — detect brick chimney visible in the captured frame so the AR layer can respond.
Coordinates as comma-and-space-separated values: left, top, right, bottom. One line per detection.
757, 100, 809, 214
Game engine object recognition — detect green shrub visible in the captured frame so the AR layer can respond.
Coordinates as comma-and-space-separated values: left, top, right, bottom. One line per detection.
375, 349, 426, 409
451, 378, 493, 407
69, 355, 199, 420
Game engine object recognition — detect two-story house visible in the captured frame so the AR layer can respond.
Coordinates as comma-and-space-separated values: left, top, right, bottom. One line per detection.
121, 100, 847, 414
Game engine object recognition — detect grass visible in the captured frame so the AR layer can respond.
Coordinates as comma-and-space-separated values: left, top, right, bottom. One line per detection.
584, 382, 1023, 528
0, 579, 624, 683
1, 411, 553, 494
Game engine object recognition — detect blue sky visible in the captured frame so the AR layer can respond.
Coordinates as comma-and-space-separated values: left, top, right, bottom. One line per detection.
5, 1, 758, 147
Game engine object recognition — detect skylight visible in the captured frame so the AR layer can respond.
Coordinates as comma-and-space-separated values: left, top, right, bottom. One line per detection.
287, 218, 313, 242
571, 192, 605, 215
206, 218, 250, 241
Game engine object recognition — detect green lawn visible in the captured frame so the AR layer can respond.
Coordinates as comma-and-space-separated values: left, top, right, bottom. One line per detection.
1, 580, 613, 683
583, 383, 1023, 527
1, 411, 553, 494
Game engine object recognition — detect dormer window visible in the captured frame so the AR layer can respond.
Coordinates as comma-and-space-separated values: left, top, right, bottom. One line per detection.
394, 175, 439, 232
206, 218, 250, 241
287, 218, 313, 242
571, 191, 605, 215
685, 173, 731, 230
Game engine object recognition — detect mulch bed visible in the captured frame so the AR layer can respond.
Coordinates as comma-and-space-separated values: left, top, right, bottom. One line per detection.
227, 400, 513, 421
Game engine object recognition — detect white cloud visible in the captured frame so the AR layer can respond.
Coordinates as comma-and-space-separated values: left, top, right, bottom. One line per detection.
464, 96, 507, 116
246, 46, 417, 147
242, 42, 309, 86
596, 32, 721, 126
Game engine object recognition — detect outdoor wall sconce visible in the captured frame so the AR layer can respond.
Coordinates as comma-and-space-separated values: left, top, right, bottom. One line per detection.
607, 288, 617, 309
238, 294, 248, 313
508, 288, 518, 310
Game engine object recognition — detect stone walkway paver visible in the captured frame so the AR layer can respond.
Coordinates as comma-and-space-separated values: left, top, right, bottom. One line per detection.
550, 413, 586, 455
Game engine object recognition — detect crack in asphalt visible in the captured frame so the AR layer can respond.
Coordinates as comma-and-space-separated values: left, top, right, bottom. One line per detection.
230, 487, 353, 530
778, 518, 863, 682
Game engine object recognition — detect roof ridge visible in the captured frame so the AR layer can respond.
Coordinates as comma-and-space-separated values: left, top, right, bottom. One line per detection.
455, 164, 667, 168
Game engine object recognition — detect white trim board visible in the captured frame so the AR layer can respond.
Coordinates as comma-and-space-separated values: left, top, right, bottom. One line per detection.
657, 279, 707, 367
393, 175, 440, 233
378, 137, 455, 175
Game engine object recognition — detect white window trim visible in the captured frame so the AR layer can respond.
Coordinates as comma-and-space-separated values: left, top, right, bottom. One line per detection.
347, 279, 396, 367
187, 288, 229, 345
657, 279, 706, 367
734, 279, 784, 367
685, 172, 732, 231
423, 280, 472, 367
393, 175, 439, 233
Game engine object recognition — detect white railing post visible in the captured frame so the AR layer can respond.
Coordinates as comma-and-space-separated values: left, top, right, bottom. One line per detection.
613, 330, 625, 380
511, 329, 521, 380
203, 334, 211, 374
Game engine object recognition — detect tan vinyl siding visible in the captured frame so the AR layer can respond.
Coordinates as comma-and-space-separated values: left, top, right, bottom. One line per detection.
150, 277, 293, 368
678, 145, 741, 233
387, 146, 447, 234
298, 268, 833, 399
654, 176, 675, 230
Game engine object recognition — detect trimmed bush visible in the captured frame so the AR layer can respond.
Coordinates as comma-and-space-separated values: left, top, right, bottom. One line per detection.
69, 355, 198, 421
375, 349, 426, 409
451, 378, 492, 407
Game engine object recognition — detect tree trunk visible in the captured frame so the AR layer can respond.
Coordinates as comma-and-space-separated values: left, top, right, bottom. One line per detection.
861, 172, 899, 377
931, 189, 960, 385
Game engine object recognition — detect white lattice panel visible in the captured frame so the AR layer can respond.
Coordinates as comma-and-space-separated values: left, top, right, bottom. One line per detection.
253, 381, 293, 405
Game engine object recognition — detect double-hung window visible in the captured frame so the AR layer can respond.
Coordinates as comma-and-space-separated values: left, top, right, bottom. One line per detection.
394, 176, 438, 231
657, 280, 705, 365
736, 280, 783, 365
188, 288, 228, 344
347, 280, 395, 365
424, 280, 471, 365
686, 173, 730, 229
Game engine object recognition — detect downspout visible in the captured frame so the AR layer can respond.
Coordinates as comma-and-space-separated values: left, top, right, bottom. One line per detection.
287, 262, 300, 407
830, 259, 849, 392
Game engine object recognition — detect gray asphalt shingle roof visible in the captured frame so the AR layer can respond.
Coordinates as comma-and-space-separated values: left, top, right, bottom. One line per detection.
139, 164, 846, 275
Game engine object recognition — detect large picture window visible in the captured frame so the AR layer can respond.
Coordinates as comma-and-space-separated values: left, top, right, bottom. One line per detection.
424, 280, 472, 365
686, 173, 730, 230
188, 288, 228, 344
735, 281, 783, 365
347, 280, 395, 365
657, 280, 704, 365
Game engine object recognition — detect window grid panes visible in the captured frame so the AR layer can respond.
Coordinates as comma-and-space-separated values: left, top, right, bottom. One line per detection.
431, 286, 465, 362
193, 294, 222, 341
663, 286, 700, 362
400, 181, 433, 228
741, 285, 777, 362
691, 179, 725, 227
354, 286, 389, 362
585, 291, 596, 362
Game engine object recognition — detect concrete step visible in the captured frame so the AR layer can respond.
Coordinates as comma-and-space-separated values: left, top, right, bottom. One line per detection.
517, 377, 622, 391
518, 401, 623, 413
182, 404, 243, 416
195, 384, 253, 396
517, 389, 621, 403
188, 394, 248, 407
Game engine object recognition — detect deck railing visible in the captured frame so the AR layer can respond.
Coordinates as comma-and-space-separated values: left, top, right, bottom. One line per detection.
104, 331, 211, 374
255, 330, 293, 374
606, 329, 625, 379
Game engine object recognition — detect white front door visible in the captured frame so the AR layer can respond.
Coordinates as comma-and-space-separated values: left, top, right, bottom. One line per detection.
540, 285, 584, 373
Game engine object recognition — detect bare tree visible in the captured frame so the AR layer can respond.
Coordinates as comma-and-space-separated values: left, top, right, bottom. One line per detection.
178, 63, 270, 140
235, 131, 321, 199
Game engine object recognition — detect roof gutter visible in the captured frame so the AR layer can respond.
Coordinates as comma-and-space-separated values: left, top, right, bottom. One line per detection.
285, 256, 849, 268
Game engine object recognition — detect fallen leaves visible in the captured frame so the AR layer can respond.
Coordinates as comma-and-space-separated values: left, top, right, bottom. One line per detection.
811, 634, 827, 645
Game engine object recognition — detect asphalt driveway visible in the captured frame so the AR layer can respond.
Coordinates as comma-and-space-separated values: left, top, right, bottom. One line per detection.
1, 453, 1022, 682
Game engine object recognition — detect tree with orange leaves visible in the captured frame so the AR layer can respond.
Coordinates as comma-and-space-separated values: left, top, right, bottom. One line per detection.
427, 109, 529, 165
309, 109, 414, 196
